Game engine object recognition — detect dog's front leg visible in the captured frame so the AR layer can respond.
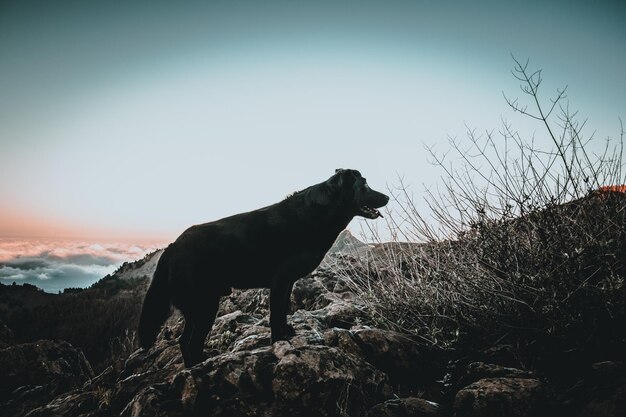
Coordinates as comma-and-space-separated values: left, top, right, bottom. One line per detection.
269, 280, 296, 343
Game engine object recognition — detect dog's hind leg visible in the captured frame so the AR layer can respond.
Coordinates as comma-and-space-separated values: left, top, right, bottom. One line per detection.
186, 296, 220, 367
179, 314, 195, 367
270, 280, 296, 343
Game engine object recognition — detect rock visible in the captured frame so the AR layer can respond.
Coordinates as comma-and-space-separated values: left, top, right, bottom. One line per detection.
366, 397, 441, 417
326, 229, 370, 256
122, 342, 392, 417
323, 328, 363, 358
461, 362, 534, 385
574, 379, 626, 417
292, 274, 333, 311
308, 292, 366, 329
480, 345, 521, 368
25, 391, 100, 417
454, 377, 545, 417
208, 310, 260, 351
560, 361, 626, 417
219, 289, 269, 316
590, 361, 625, 379
0, 340, 94, 417
351, 327, 431, 388
229, 324, 272, 352
271, 342, 391, 416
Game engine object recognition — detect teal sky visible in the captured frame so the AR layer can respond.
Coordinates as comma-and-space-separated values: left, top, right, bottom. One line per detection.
1, 0, 625, 240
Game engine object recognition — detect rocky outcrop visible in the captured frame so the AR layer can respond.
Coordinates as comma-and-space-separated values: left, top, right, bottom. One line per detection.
3, 251, 625, 417
14, 270, 387, 416
117, 341, 391, 417
453, 377, 545, 417
0, 340, 93, 417
325, 229, 371, 256
366, 397, 441, 417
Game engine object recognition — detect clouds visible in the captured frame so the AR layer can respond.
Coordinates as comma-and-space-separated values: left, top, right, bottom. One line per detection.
0, 238, 165, 293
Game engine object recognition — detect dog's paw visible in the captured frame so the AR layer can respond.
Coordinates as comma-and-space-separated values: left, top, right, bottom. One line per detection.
271, 324, 296, 344
284, 324, 296, 337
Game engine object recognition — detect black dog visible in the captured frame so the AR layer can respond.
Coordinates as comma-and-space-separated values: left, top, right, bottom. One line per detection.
138, 168, 389, 367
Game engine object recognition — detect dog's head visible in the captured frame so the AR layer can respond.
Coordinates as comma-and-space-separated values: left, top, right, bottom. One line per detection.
328, 169, 389, 219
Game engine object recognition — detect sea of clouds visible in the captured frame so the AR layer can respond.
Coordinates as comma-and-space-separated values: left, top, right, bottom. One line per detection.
0, 239, 165, 293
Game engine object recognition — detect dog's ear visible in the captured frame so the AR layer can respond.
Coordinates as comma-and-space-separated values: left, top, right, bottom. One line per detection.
329, 169, 346, 189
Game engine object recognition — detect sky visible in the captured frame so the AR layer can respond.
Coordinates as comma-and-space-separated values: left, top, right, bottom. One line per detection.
0, 1, 625, 289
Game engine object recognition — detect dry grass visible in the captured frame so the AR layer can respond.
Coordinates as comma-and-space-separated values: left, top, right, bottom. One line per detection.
340, 58, 626, 352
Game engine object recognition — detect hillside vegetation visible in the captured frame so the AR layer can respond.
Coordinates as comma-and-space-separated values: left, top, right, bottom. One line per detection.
0, 251, 161, 371
342, 58, 626, 379
342, 190, 626, 358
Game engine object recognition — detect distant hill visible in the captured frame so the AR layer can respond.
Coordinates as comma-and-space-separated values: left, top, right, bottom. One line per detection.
327, 229, 371, 255
0, 249, 164, 371
107, 249, 164, 281
0, 282, 55, 319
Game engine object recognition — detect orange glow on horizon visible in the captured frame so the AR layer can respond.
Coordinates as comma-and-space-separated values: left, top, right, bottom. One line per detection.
0, 207, 173, 243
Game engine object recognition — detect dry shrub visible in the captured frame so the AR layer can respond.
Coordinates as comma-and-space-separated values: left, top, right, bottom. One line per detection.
341, 58, 626, 352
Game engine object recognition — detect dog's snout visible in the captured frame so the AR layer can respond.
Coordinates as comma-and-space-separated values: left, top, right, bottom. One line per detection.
369, 190, 389, 208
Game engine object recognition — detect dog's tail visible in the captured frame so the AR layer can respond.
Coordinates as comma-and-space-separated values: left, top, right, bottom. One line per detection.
138, 247, 172, 349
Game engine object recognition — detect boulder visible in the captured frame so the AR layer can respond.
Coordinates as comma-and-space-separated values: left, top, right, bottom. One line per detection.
350, 327, 431, 388
292, 273, 333, 311
366, 397, 441, 417
0, 340, 93, 417
563, 361, 626, 417
480, 345, 521, 368
461, 362, 534, 385
219, 289, 269, 316
454, 377, 545, 417
121, 341, 392, 417
25, 391, 100, 417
